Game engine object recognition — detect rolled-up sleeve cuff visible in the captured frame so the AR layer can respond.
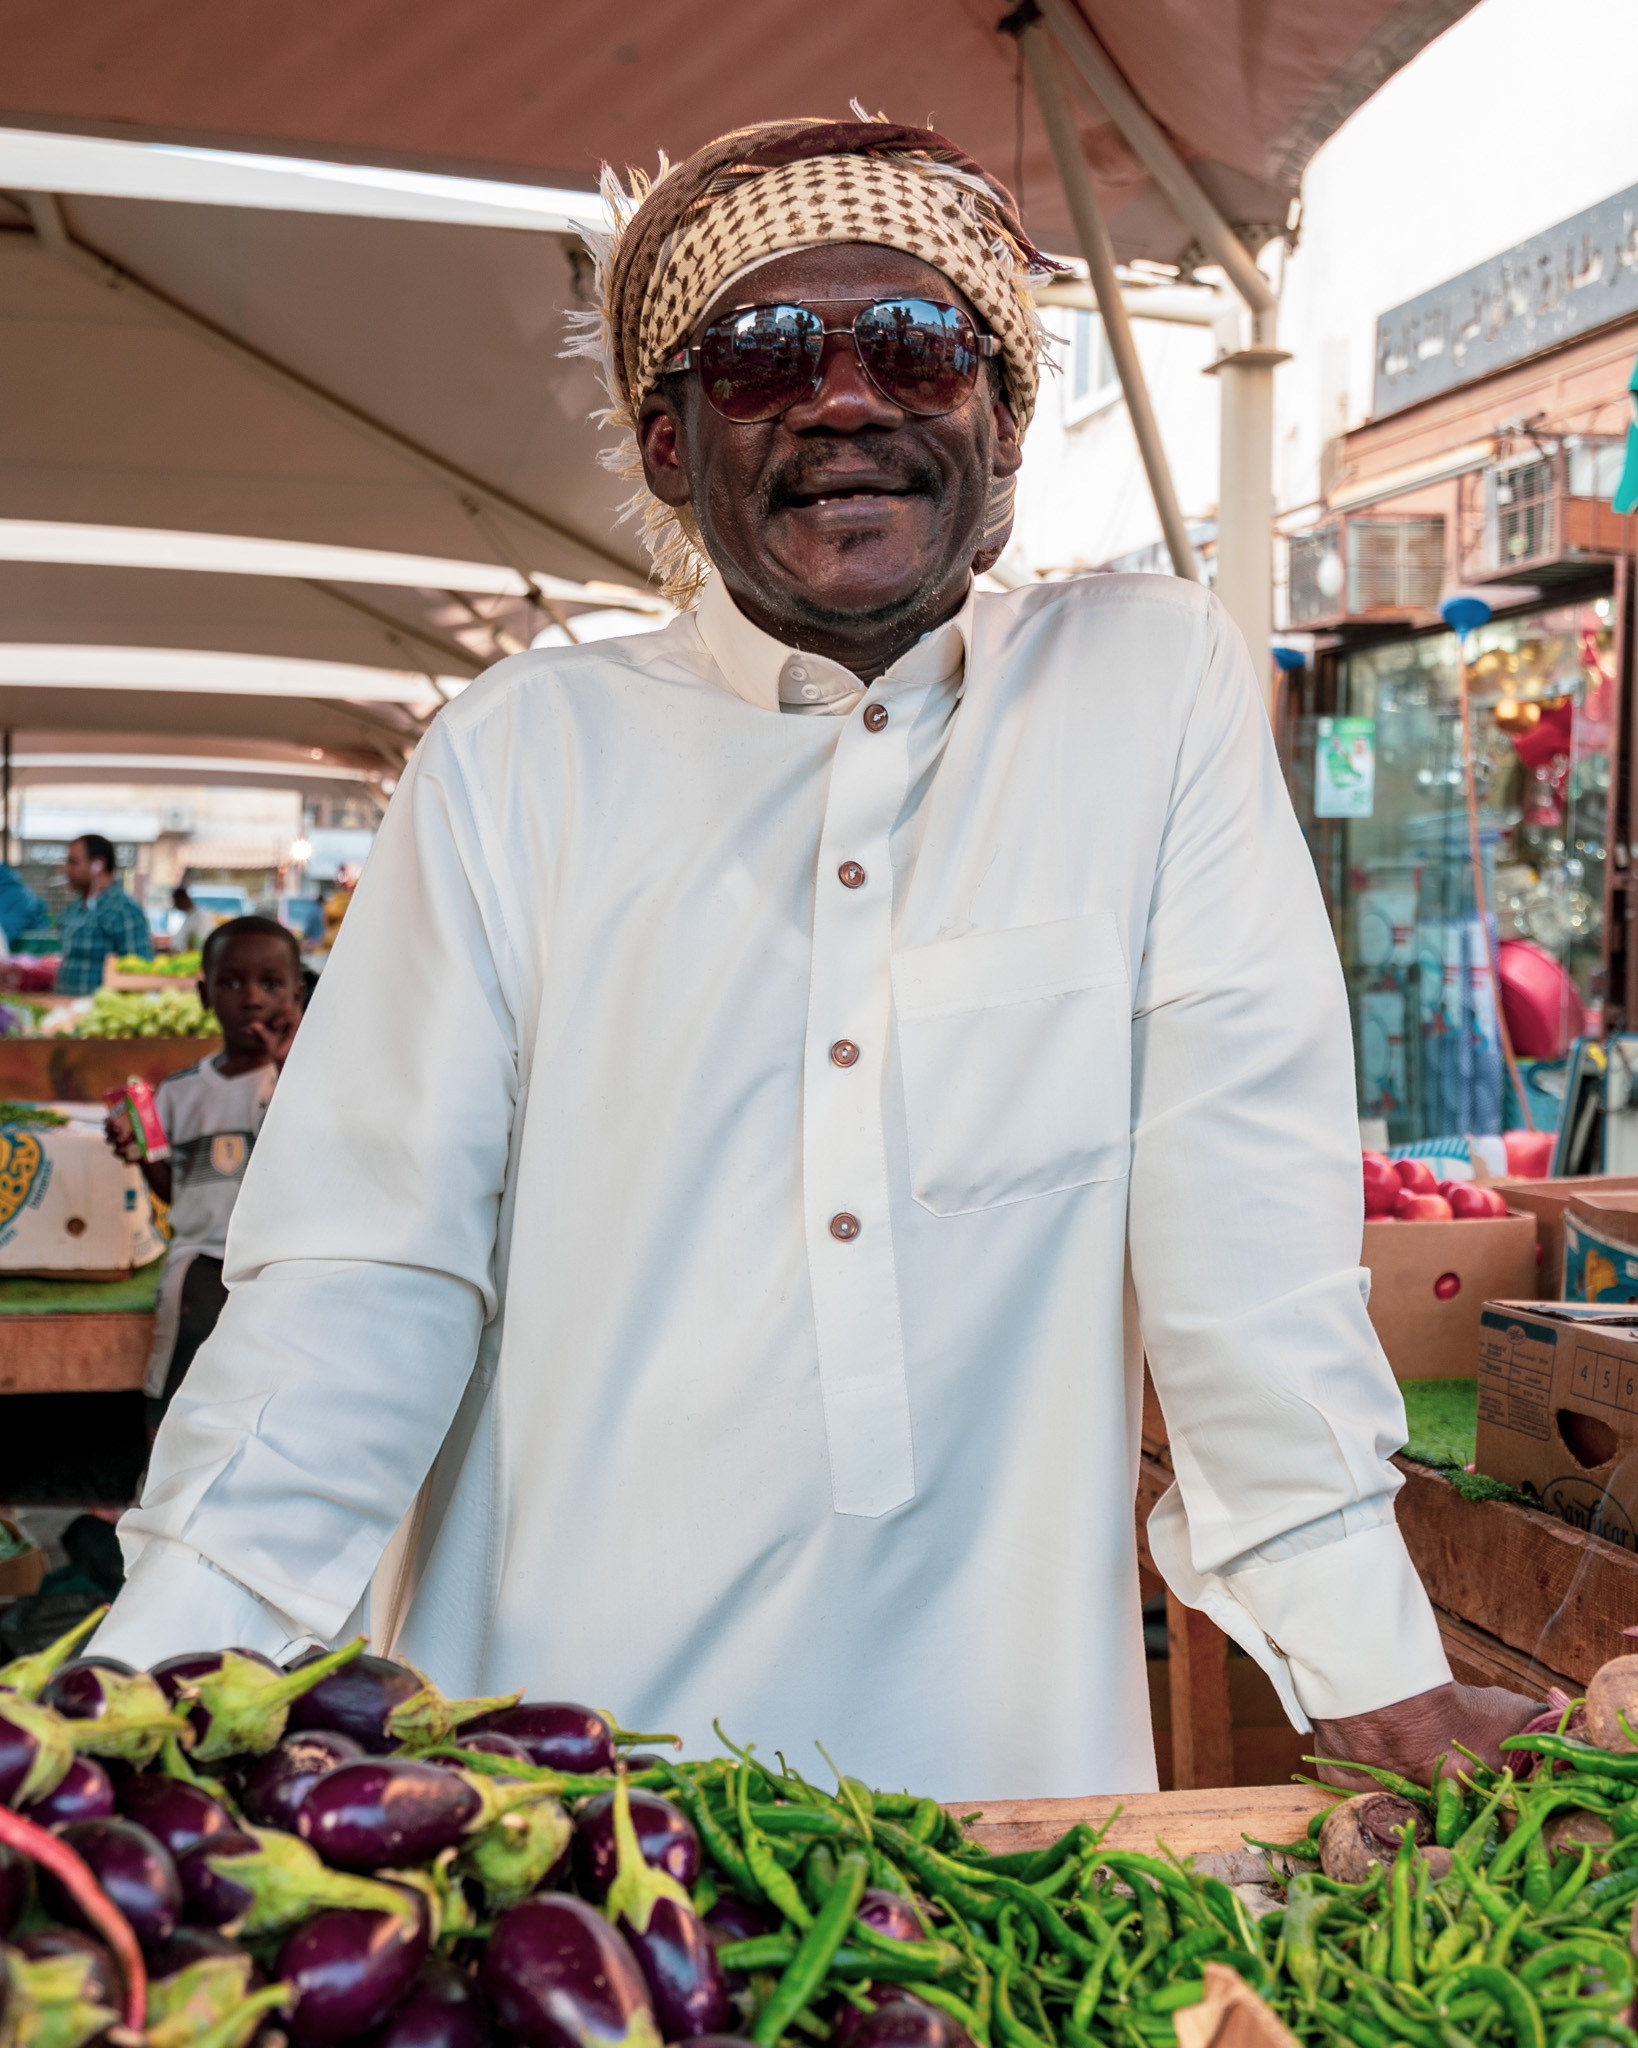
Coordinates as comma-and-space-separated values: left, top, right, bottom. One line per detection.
1147, 1484, 1451, 1728
91, 1539, 312, 1667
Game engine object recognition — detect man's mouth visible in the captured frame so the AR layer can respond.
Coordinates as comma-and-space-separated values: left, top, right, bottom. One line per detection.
780, 478, 919, 510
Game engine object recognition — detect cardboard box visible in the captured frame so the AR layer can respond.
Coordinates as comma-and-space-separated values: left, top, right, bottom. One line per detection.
1475, 1300, 1638, 1549
1490, 1176, 1638, 1298
1363, 1210, 1540, 1379
1565, 1194, 1638, 1304
0, 1120, 165, 1277
0, 1518, 46, 1600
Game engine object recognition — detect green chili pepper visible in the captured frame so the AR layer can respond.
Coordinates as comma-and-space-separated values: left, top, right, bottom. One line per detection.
991, 1961, 1052, 2048
1452, 1772, 1518, 1862
803, 1843, 837, 1914
751, 1850, 869, 2045
749, 1806, 853, 1838
1524, 1827, 1557, 1911
873, 1823, 1000, 1921
1547, 1843, 1596, 1914
1503, 1735, 1638, 1779
1520, 1935, 1636, 1999
1548, 2018, 1638, 2048
1388, 1824, 1419, 1985
987, 1873, 1104, 1966
739, 1765, 814, 1931
1430, 1962, 1545, 2048
1435, 1768, 1467, 1849
908, 1799, 944, 1844
906, 1984, 987, 2043
1281, 1876, 1334, 2011
1159, 1924, 1222, 1977
1312, 1996, 1391, 2048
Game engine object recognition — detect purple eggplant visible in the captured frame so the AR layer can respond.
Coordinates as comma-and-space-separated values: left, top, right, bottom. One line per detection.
46, 1817, 181, 1953
483, 1895, 659, 2048
151, 1640, 370, 1761
840, 2002, 973, 2048
366, 1957, 490, 2048
14, 1928, 120, 2012
117, 1772, 235, 1861
0, 1693, 74, 1806
855, 1890, 927, 1943
298, 1758, 482, 1872
466, 1704, 614, 1775
23, 1753, 116, 1826
242, 1730, 366, 1830
701, 1899, 775, 1947
0, 1840, 28, 1937
574, 1791, 699, 1901
41, 1658, 184, 1766
177, 1830, 259, 1926
278, 1905, 430, 2046
619, 1896, 730, 2042
0, 1608, 108, 1702
285, 1653, 422, 1752
285, 1652, 515, 1753
148, 1924, 263, 1982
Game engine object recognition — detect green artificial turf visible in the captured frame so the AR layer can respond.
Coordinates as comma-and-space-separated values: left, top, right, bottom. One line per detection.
1399, 1375, 1535, 1505
0, 1261, 163, 1315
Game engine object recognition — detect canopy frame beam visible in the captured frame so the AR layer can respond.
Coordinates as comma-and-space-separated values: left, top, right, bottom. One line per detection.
12, 190, 643, 586
1036, 0, 1278, 338
1019, 21, 1198, 581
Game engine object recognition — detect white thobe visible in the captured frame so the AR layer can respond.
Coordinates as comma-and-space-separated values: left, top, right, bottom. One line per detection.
96, 570, 1449, 1799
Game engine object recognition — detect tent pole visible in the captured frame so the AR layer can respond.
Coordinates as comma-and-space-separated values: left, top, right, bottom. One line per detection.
2, 730, 10, 868
1205, 347, 1286, 714
17, 193, 642, 586
1020, 24, 1198, 582
1037, 0, 1277, 340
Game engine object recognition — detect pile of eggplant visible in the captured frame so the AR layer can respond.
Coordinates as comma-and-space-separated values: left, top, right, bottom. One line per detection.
0, 1618, 975, 2048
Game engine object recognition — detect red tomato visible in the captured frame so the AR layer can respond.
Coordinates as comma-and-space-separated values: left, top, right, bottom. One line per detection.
1363, 1155, 1402, 1217
1395, 1189, 1454, 1221
1393, 1158, 1440, 1195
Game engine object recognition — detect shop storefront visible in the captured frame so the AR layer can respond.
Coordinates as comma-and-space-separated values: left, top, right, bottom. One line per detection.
1281, 183, 1638, 1144
1293, 588, 1620, 1143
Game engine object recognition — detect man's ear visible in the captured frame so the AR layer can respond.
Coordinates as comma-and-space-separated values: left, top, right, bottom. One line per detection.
638, 393, 693, 510
991, 398, 1023, 479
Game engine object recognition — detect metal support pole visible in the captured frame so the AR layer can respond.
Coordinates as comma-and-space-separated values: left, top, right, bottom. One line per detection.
1020, 24, 1198, 582
1037, 0, 1278, 342
1206, 348, 1287, 711
2, 731, 10, 868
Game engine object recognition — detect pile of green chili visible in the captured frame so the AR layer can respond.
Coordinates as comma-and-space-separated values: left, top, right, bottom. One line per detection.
603, 1717, 1638, 2048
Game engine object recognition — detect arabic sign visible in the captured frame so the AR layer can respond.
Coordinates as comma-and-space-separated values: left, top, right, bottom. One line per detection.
1374, 183, 1638, 418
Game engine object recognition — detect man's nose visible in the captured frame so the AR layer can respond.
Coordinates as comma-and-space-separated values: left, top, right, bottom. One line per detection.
781, 330, 903, 433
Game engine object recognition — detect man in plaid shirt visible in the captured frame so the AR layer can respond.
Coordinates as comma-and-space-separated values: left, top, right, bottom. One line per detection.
56, 834, 152, 994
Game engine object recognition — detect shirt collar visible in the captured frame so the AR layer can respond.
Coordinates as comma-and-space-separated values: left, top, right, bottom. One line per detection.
694, 573, 972, 716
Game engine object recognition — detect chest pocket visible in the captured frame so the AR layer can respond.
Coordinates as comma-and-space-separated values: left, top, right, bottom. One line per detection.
891, 911, 1131, 1216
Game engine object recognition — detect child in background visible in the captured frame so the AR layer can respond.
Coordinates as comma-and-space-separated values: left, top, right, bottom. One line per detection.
106, 915, 305, 1429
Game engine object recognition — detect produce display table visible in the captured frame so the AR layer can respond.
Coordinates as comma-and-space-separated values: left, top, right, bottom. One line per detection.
959, 1782, 1331, 1858
0, 1267, 158, 1393
0, 1036, 220, 1102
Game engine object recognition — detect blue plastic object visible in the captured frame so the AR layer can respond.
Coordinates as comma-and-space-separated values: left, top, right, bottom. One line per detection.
1271, 645, 1307, 672
1441, 594, 1492, 635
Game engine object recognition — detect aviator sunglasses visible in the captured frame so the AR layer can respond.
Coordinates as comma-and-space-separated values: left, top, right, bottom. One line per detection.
662, 296, 1000, 424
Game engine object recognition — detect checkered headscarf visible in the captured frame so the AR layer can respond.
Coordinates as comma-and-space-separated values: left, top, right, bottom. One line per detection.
570, 117, 1059, 604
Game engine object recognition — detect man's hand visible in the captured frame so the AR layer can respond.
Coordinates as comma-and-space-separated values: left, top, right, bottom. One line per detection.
1312, 1681, 1540, 1789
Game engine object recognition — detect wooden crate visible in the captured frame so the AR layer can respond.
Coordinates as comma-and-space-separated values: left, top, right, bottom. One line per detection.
1394, 1455, 1638, 1691
0, 1037, 220, 1102
958, 1784, 1331, 1858
0, 1312, 153, 1393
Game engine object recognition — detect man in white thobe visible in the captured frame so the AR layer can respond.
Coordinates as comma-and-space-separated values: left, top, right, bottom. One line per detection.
95, 116, 1533, 1797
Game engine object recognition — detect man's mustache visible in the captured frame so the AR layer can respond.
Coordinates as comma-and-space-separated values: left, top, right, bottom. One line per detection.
761, 440, 942, 515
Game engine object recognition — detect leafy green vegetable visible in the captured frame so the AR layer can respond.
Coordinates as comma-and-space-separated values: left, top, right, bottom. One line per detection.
72, 989, 219, 1039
